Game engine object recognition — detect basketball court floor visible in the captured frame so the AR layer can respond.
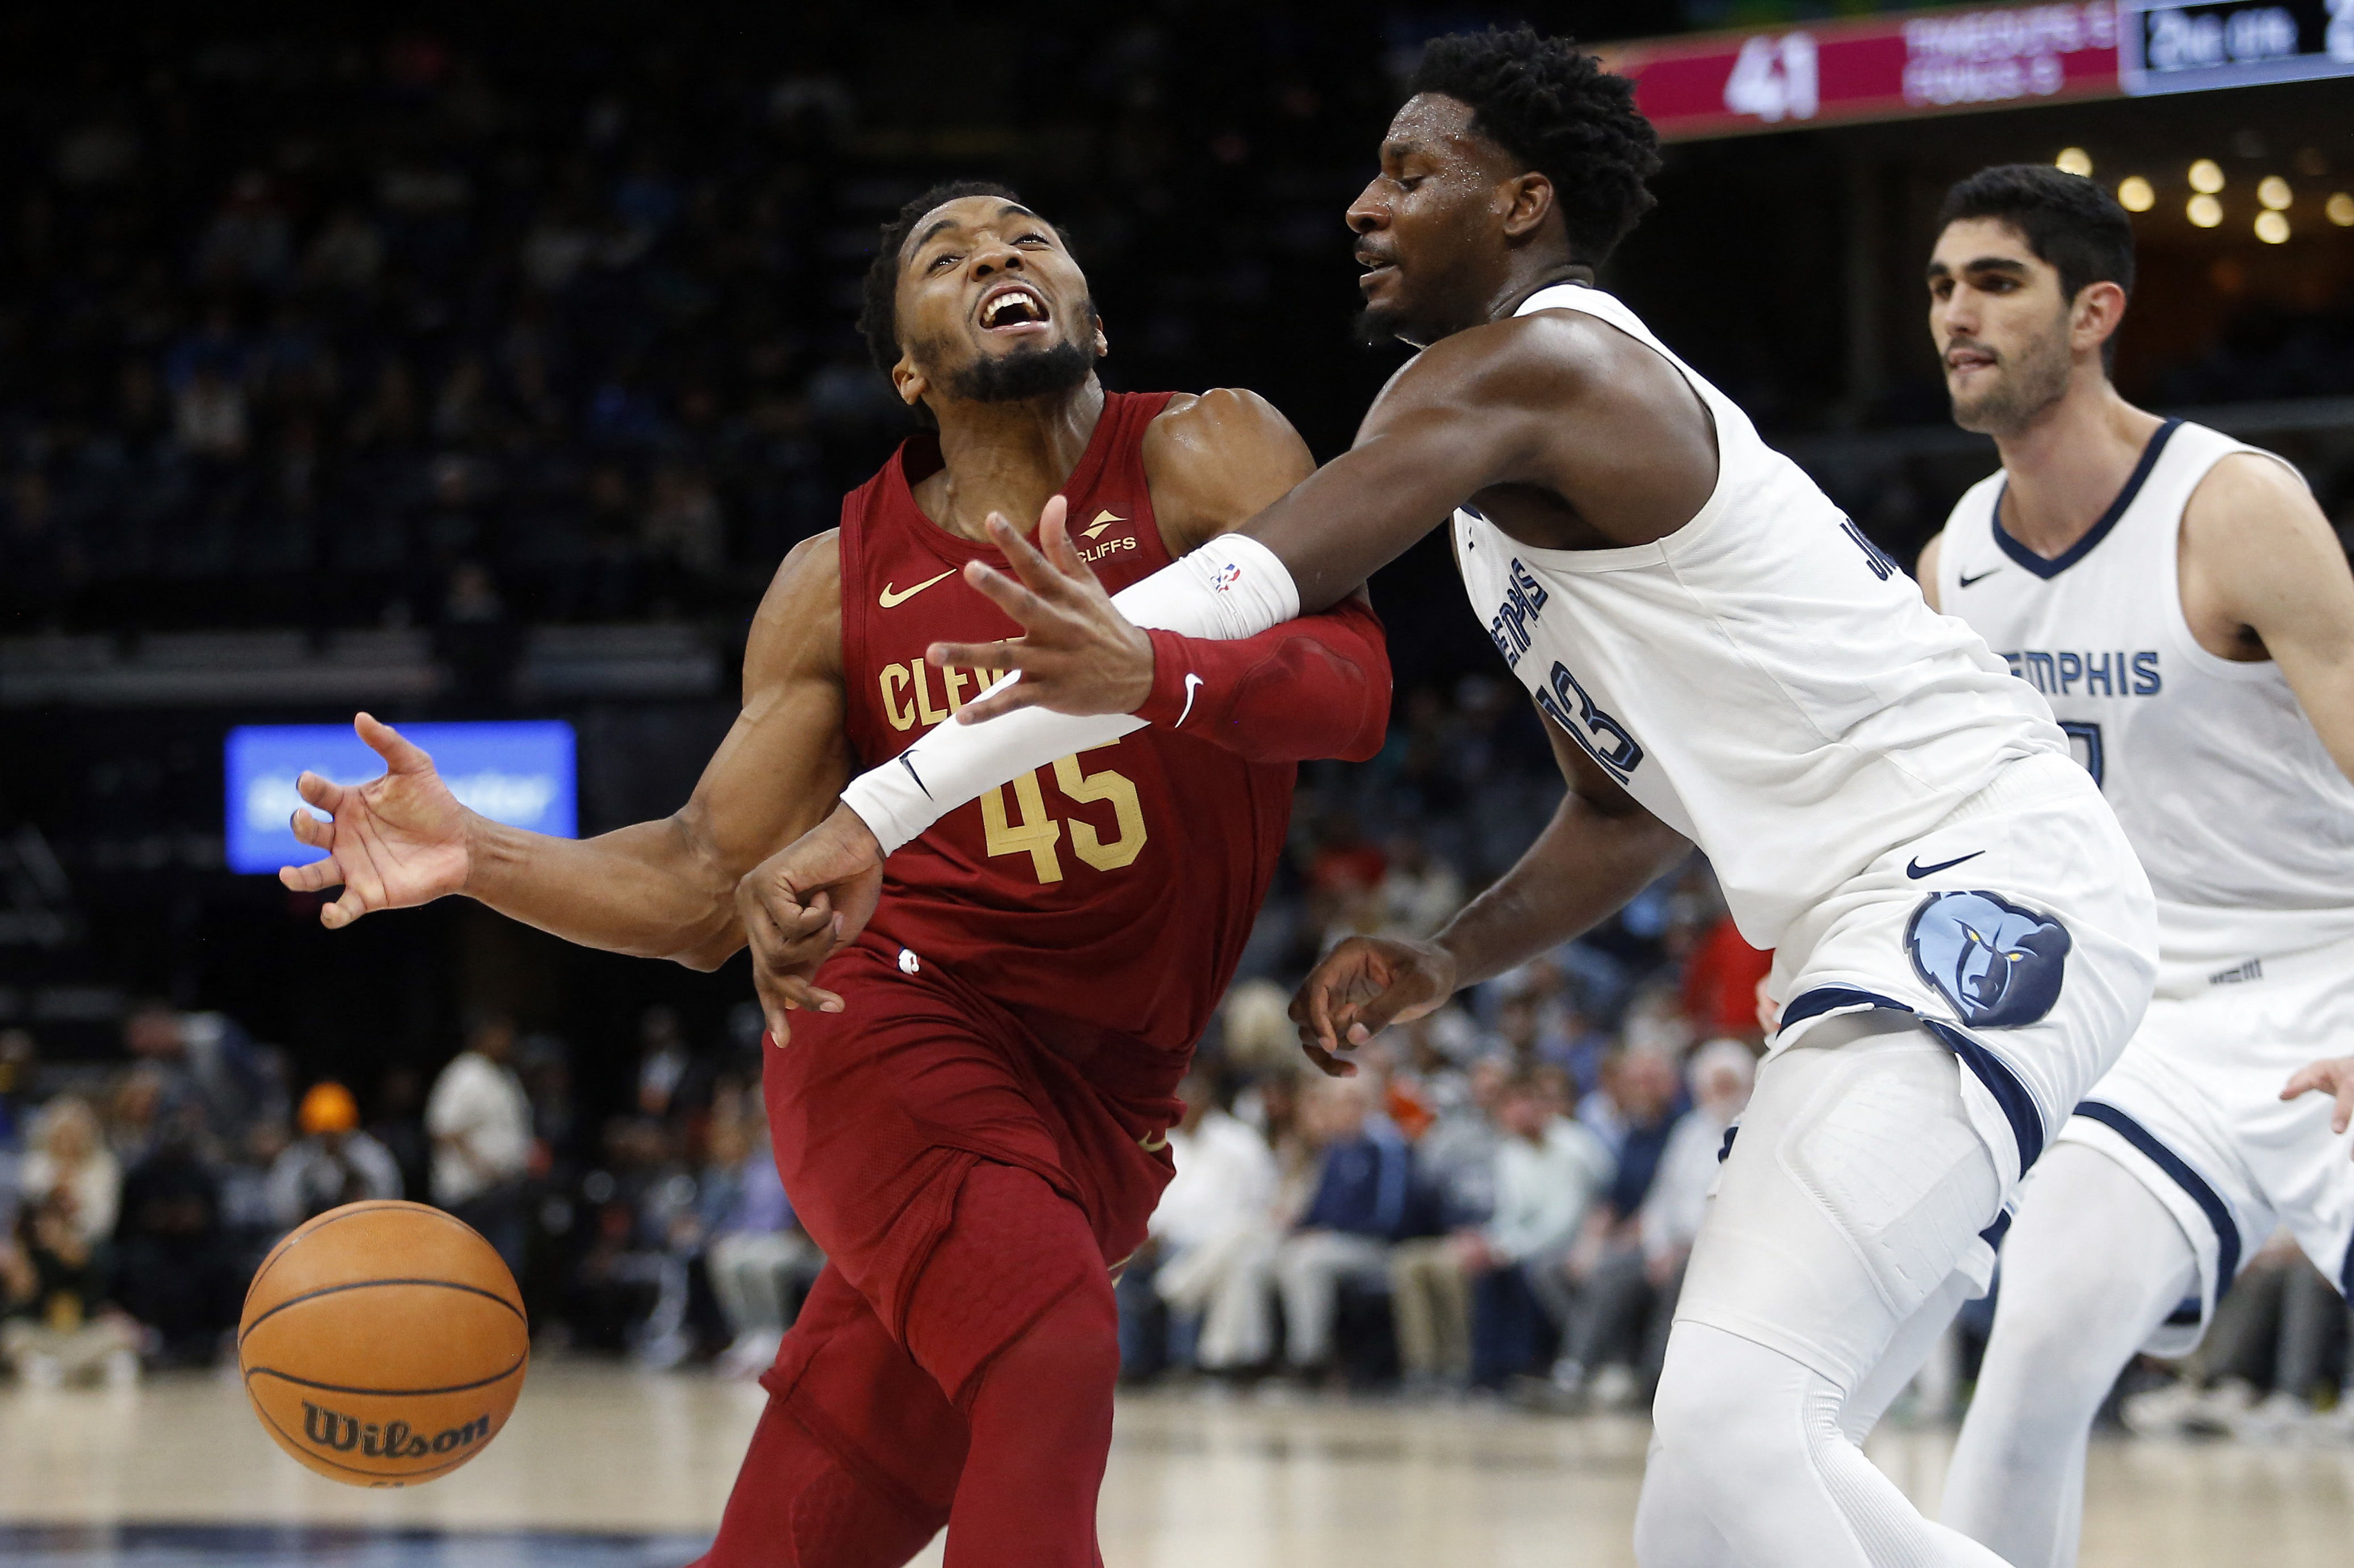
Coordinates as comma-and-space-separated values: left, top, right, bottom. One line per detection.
3, 1363, 2349, 1565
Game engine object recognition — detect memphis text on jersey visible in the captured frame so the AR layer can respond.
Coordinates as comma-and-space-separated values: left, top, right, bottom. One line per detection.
1481, 553, 1645, 785
1997, 648, 2162, 699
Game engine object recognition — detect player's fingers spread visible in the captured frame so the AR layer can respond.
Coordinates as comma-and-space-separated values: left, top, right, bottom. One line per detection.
356, 712, 431, 772
1040, 505, 1087, 577
321, 889, 368, 930
289, 808, 332, 847
963, 560, 1049, 625
1299, 1039, 1357, 1079
954, 683, 1043, 725
279, 856, 341, 893
295, 771, 346, 811
929, 638, 1023, 671
2335, 1079, 2354, 1134
2283, 1062, 2330, 1100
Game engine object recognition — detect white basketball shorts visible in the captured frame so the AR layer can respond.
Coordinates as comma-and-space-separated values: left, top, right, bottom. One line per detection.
2053, 932, 2354, 1355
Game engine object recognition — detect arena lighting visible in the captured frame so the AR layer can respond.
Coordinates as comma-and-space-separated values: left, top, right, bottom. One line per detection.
2188, 193, 2224, 227
2330, 193, 2354, 226
2255, 210, 2291, 243
2055, 146, 2093, 175
2118, 175, 2156, 211
2188, 158, 2226, 194
225, 720, 577, 873
2258, 175, 2293, 210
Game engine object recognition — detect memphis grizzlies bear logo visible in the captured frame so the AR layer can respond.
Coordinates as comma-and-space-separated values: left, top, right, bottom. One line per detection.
1905, 890, 2072, 1029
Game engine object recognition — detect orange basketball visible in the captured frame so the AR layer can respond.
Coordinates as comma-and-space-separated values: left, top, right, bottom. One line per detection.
237, 1200, 529, 1487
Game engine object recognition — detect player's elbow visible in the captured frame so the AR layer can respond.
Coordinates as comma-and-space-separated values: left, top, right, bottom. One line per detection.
669, 920, 746, 973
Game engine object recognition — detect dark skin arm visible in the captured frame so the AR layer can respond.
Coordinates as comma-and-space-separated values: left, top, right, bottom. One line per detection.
282, 533, 851, 976
1290, 701, 1690, 1075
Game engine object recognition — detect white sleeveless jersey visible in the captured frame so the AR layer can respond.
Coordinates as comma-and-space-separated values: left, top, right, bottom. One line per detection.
1935, 419, 2354, 983
1453, 285, 2065, 948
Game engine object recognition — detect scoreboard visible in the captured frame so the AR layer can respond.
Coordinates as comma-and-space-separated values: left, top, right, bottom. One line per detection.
2121, 0, 2354, 94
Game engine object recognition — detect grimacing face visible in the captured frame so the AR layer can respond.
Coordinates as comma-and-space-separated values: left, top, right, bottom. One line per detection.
891, 196, 1106, 411
1927, 217, 2076, 438
1348, 93, 1530, 347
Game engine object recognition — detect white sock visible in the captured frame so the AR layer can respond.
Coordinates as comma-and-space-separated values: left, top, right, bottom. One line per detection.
840, 534, 1299, 852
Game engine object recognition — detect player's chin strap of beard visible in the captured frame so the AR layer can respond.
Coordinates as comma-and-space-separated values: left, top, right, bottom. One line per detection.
839, 534, 1301, 852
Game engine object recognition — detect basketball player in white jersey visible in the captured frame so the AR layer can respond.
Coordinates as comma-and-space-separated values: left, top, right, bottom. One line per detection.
741, 29, 2155, 1566
1911, 165, 2354, 1566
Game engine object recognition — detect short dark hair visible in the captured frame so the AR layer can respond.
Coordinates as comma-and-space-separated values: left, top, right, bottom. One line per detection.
1409, 26, 1662, 267
857, 179, 1047, 381
1937, 165, 2136, 304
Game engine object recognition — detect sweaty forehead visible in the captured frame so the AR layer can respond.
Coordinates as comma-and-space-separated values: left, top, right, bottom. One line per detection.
900, 199, 1044, 265
1383, 93, 1493, 161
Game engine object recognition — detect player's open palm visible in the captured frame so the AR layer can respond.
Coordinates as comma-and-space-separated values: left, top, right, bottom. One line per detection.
2282, 1054, 2354, 1159
1290, 935, 1457, 1078
278, 713, 472, 929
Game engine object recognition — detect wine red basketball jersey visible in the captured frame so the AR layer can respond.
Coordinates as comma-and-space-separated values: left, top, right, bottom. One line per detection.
836, 391, 1294, 1080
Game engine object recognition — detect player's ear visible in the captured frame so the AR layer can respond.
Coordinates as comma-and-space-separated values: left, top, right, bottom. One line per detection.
1090, 309, 1109, 360
1500, 171, 1555, 241
891, 352, 928, 411
2073, 280, 2126, 357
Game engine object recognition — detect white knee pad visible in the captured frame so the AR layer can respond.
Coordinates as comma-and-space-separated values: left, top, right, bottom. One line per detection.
1676, 1023, 2004, 1390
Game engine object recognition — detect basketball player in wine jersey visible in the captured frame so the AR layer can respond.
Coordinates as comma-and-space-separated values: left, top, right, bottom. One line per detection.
1911, 166, 2354, 1567
276, 182, 1391, 1566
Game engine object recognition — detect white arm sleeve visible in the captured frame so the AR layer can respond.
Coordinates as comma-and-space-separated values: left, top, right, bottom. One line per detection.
838, 533, 1300, 852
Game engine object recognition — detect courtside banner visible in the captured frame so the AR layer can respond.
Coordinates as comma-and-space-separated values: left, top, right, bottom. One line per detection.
225, 720, 577, 875
1594, 2, 2125, 141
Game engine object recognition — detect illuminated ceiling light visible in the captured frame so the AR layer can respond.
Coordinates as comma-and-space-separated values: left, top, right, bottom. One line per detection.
2188, 194, 2224, 228
2330, 193, 2354, 226
2258, 175, 2292, 210
2189, 159, 2226, 194
2056, 147, 2093, 176
2118, 176, 2155, 212
2255, 211, 2290, 244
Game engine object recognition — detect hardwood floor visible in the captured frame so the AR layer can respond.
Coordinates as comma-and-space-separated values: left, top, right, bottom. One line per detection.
2, 1364, 2349, 1565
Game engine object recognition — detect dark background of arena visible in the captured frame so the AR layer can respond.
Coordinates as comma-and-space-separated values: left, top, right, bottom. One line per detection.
1, 1, 2349, 1123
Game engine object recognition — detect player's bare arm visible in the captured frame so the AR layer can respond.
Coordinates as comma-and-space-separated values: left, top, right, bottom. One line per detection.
282, 531, 851, 968
1292, 701, 1688, 1075
2177, 452, 2354, 782
1916, 531, 1946, 613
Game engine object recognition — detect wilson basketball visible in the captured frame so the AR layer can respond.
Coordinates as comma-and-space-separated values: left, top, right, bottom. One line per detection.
237, 1200, 529, 1487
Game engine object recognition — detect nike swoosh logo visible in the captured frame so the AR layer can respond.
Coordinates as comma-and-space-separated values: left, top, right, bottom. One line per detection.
1958, 569, 2001, 587
1175, 672, 1203, 727
1906, 850, 1985, 880
879, 569, 955, 608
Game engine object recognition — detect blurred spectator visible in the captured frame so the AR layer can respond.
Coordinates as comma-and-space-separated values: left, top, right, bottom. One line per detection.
112, 1107, 238, 1365
1680, 913, 1773, 1045
268, 1081, 404, 1225
635, 1006, 694, 1121
1551, 1048, 1685, 1407
427, 1015, 535, 1275
1273, 1075, 1411, 1378
1390, 1054, 1505, 1388
1556, 1039, 1755, 1407
2, 1193, 141, 1389
1145, 1073, 1281, 1374
122, 1003, 284, 1150
1460, 1069, 1613, 1388
707, 1102, 822, 1380
18, 1096, 119, 1247
368, 1066, 433, 1203
0, 1031, 29, 1234
1379, 835, 1463, 939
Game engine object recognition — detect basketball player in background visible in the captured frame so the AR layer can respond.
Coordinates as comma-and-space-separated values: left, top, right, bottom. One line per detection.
748, 30, 2154, 1567
1915, 165, 2354, 1567
278, 182, 1391, 1566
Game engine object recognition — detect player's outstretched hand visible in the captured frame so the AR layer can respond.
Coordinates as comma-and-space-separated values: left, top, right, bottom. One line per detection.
2281, 1054, 2354, 1158
736, 804, 886, 1044
277, 713, 472, 929
925, 495, 1156, 725
1290, 935, 1458, 1079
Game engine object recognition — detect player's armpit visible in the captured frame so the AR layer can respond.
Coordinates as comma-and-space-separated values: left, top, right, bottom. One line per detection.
2182, 453, 2354, 784
1133, 592, 1392, 762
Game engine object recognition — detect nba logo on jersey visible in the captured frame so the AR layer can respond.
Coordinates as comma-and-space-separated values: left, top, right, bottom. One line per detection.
1906, 890, 2072, 1029
1211, 561, 1244, 592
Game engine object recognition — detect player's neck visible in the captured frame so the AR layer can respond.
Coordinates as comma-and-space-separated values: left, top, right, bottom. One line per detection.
920, 379, 1108, 544
1992, 376, 2164, 558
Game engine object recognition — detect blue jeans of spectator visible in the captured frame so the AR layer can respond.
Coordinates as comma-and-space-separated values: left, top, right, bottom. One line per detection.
1472, 1262, 1554, 1386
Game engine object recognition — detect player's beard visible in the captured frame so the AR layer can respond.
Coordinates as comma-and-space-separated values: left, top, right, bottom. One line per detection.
1949, 312, 2072, 437
942, 305, 1101, 405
